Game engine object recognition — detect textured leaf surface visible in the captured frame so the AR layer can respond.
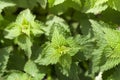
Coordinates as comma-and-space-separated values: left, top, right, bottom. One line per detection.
58, 54, 71, 76
5, 9, 43, 38
108, 0, 120, 12
15, 35, 32, 58
4, 23, 21, 39
82, 0, 108, 14
1, 0, 120, 80
49, 0, 81, 14
35, 45, 61, 65
0, 47, 13, 76
24, 60, 38, 77
90, 20, 120, 72
7, 72, 32, 80
53, 0, 65, 6
35, 27, 79, 66
51, 27, 67, 48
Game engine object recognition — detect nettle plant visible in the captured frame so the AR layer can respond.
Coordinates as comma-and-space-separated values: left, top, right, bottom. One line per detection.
4, 9, 44, 58
1, 0, 120, 80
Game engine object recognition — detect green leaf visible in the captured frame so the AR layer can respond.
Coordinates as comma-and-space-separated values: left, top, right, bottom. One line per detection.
51, 27, 79, 56
17, 9, 43, 36
5, 9, 43, 38
35, 27, 77, 66
109, 66, 120, 80
108, 0, 120, 12
91, 46, 106, 75
48, 0, 55, 7
7, 72, 32, 80
8, 0, 37, 9
82, 0, 108, 14
4, 23, 21, 39
101, 28, 120, 71
103, 28, 120, 49
35, 27, 80, 66
16, 9, 35, 36
90, 20, 120, 72
0, 1, 15, 13
24, 60, 38, 77
58, 54, 72, 76
7, 49, 26, 71
66, 36, 82, 56
49, 0, 81, 15
70, 0, 82, 10
37, 0, 47, 9
0, 46, 13, 76
103, 65, 120, 80
69, 63, 80, 80
53, 0, 65, 6
4, 9, 44, 59
46, 15, 70, 36
35, 26, 69, 65
30, 21, 44, 37
15, 35, 32, 58
55, 62, 80, 80
33, 73, 45, 80
51, 27, 67, 48
16, 9, 35, 24
35, 44, 61, 65
24, 60, 45, 80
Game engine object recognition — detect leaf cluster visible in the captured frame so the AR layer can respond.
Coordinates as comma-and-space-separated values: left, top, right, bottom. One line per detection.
0, 0, 120, 80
